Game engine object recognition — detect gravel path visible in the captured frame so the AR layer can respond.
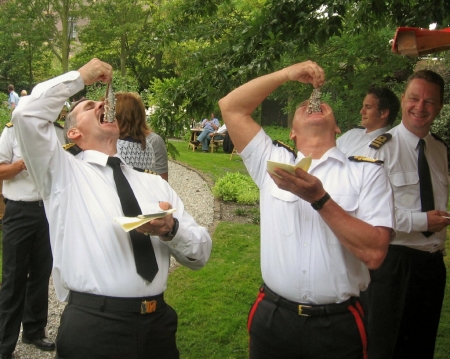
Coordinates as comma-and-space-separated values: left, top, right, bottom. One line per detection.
12, 161, 215, 358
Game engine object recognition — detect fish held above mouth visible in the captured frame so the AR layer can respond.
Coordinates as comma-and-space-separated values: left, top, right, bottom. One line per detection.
307, 87, 322, 114
104, 82, 116, 123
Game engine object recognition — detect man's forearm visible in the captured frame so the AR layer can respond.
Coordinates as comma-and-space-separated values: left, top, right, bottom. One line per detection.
319, 200, 391, 269
0, 162, 25, 180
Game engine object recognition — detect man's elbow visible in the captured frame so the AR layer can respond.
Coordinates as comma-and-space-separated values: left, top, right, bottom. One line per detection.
365, 239, 390, 269
365, 249, 388, 270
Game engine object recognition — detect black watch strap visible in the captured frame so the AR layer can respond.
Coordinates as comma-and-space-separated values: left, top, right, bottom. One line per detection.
163, 218, 179, 238
311, 192, 331, 210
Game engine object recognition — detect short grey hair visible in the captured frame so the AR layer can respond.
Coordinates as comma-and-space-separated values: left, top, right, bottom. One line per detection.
63, 98, 88, 143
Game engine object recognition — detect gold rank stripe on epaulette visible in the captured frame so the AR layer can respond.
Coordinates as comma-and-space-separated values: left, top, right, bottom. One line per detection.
63, 143, 82, 156
133, 167, 157, 175
5, 122, 13, 128
348, 156, 384, 164
54, 122, 64, 129
369, 133, 392, 149
272, 140, 297, 159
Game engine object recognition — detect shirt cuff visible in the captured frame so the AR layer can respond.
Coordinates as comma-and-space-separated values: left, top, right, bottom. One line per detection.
411, 212, 428, 232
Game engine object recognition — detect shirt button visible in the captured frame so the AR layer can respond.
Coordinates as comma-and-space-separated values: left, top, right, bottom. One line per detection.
305, 217, 310, 221
303, 243, 308, 247
303, 295, 308, 300
302, 270, 306, 274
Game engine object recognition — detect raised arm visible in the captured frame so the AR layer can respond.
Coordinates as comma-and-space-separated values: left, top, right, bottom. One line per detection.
219, 61, 325, 152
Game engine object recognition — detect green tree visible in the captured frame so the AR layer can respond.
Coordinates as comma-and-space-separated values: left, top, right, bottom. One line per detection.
77, 0, 158, 81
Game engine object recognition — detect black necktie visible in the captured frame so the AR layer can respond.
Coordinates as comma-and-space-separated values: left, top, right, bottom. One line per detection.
107, 157, 159, 281
418, 139, 434, 238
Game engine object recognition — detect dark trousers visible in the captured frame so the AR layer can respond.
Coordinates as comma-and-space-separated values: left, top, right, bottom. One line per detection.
360, 245, 446, 359
248, 287, 367, 359
55, 294, 180, 359
0, 200, 52, 355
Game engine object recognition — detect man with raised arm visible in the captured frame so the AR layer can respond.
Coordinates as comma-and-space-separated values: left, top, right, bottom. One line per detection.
12, 58, 212, 359
219, 60, 395, 359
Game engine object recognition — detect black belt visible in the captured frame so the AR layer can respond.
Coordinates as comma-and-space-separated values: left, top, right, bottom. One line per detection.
262, 285, 357, 317
68, 291, 165, 315
6, 199, 44, 207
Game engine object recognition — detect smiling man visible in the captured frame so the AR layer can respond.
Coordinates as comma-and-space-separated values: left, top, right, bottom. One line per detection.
219, 61, 395, 359
12, 58, 212, 359
337, 85, 400, 156
363, 70, 449, 359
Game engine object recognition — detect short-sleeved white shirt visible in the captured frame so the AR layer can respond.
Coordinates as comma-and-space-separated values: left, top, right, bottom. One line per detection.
337, 126, 389, 156
241, 129, 395, 304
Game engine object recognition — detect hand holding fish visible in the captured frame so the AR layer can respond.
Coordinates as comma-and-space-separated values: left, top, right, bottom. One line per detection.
78, 58, 113, 86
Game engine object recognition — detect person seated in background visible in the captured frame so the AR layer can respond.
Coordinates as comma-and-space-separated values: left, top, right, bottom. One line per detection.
116, 92, 169, 181
196, 112, 220, 152
337, 85, 400, 156
207, 123, 227, 151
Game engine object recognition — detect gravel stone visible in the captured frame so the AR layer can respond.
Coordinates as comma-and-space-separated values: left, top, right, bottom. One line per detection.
12, 160, 215, 358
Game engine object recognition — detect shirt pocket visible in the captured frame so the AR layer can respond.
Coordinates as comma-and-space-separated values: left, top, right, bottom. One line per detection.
269, 186, 298, 236
389, 171, 419, 210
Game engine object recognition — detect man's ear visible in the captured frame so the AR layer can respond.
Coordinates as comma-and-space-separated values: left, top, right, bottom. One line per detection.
67, 128, 80, 141
289, 129, 295, 140
380, 109, 389, 120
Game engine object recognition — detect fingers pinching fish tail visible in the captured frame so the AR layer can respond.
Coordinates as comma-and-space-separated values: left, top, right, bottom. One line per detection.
104, 82, 116, 123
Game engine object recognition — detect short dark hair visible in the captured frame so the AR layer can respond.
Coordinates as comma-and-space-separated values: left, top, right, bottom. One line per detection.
405, 69, 445, 105
8, 84, 14, 91
367, 85, 400, 126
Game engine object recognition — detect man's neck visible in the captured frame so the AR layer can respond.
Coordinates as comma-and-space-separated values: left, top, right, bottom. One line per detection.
296, 135, 335, 159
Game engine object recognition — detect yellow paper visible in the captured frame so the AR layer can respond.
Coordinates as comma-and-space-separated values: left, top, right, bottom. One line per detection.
267, 155, 312, 178
114, 209, 177, 232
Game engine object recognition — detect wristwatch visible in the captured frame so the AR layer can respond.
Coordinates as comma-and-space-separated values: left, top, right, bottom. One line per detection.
311, 192, 331, 210
163, 218, 179, 238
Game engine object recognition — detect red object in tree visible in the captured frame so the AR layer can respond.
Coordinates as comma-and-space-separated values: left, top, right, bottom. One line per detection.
391, 27, 450, 57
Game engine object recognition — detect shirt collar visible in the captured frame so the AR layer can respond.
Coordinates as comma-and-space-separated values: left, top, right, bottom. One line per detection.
297, 146, 346, 171
77, 150, 123, 167
398, 121, 431, 148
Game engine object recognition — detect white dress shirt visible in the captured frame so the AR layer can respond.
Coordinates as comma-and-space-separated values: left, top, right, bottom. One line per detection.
337, 126, 389, 156
0, 125, 42, 201
241, 129, 395, 304
12, 71, 212, 301
365, 122, 448, 252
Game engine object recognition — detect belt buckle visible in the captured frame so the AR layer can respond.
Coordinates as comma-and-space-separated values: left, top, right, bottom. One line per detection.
141, 300, 157, 314
298, 304, 311, 316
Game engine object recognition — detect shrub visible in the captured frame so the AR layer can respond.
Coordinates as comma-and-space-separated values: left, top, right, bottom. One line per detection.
212, 172, 259, 204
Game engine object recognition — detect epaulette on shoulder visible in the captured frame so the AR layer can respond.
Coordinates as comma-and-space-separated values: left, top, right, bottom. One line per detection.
54, 122, 64, 129
369, 133, 392, 149
63, 143, 82, 156
5, 122, 13, 128
348, 156, 384, 165
431, 133, 448, 147
273, 140, 297, 159
133, 167, 157, 175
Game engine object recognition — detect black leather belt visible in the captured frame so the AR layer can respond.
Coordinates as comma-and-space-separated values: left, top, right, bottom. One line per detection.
6, 199, 44, 207
68, 291, 165, 315
262, 285, 356, 317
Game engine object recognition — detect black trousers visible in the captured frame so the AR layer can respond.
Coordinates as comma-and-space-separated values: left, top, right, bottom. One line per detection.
0, 200, 52, 355
247, 287, 367, 359
360, 245, 446, 359
55, 295, 180, 359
